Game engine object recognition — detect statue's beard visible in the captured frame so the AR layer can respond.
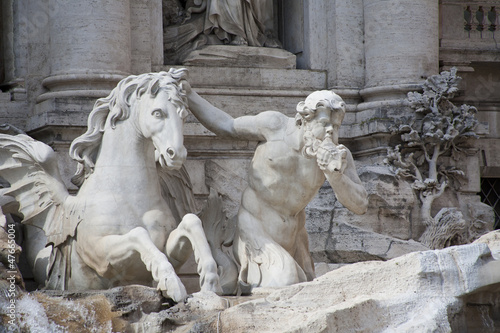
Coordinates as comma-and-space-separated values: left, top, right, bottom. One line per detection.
301, 123, 333, 159
302, 130, 322, 158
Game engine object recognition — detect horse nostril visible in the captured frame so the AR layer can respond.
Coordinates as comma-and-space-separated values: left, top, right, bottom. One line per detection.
166, 147, 176, 158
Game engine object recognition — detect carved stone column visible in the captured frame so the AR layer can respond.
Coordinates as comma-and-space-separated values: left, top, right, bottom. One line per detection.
35, 0, 131, 116
362, 0, 439, 102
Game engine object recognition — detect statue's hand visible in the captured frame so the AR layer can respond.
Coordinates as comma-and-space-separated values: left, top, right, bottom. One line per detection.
316, 141, 348, 175
180, 79, 192, 94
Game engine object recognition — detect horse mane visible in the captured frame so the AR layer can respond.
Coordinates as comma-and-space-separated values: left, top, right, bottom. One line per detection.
69, 68, 189, 187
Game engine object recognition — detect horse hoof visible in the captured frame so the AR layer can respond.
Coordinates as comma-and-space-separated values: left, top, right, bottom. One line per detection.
159, 276, 187, 302
161, 288, 187, 303
201, 272, 223, 295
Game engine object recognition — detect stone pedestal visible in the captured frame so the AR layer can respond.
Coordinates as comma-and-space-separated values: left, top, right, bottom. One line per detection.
183, 45, 296, 69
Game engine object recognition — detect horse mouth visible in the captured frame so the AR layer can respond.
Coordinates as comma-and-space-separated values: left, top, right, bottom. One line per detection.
158, 153, 183, 170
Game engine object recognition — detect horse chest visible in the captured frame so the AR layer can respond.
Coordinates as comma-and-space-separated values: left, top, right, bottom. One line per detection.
142, 209, 174, 247
83, 193, 172, 232
142, 208, 174, 230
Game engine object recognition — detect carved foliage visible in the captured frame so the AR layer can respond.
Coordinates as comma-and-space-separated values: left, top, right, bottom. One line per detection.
385, 68, 480, 248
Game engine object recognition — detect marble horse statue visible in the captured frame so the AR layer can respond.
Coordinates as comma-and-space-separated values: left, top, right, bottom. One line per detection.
0, 69, 220, 302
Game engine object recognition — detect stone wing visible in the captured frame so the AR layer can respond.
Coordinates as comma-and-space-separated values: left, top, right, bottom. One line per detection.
0, 133, 74, 247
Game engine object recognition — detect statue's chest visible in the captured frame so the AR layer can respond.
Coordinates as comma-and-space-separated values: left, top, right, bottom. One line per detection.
251, 142, 323, 185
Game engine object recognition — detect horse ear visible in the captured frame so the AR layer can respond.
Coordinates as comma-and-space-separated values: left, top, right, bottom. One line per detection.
150, 79, 160, 96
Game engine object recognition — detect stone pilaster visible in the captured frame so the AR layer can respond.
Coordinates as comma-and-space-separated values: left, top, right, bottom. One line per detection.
362, 0, 439, 101
32, 0, 132, 130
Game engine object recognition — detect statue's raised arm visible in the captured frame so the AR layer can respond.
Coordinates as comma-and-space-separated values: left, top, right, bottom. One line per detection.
183, 80, 287, 142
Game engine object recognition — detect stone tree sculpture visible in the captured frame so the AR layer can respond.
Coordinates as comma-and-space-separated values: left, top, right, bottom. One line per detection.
385, 68, 481, 249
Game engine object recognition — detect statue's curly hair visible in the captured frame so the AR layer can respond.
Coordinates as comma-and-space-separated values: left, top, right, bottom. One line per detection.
295, 90, 346, 126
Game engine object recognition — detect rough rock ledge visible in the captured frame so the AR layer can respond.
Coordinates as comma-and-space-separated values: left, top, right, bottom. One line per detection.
2, 231, 500, 332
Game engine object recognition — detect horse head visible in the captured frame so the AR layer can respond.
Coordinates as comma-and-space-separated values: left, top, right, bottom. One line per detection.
133, 72, 189, 170
69, 69, 190, 185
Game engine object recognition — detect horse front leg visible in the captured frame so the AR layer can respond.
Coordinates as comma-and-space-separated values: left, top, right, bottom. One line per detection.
82, 226, 187, 302
166, 213, 222, 294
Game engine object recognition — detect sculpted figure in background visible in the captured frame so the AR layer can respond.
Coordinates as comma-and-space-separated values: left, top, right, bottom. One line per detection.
200, 0, 277, 46
163, 0, 279, 63
183, 82, 369, 293
0, 69, 220, 302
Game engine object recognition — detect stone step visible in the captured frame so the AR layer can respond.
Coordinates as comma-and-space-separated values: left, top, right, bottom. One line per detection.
182, 45, 297, 70
163, 65, 327, 91
0, 92, 11, 102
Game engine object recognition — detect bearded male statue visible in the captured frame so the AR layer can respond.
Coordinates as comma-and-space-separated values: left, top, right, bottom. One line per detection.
183, 81, 369, 293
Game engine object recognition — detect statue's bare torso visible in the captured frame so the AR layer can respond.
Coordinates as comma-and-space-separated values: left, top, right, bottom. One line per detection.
241, 117, 325, 252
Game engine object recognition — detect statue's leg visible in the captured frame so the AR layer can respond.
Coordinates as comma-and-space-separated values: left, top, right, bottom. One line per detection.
293, 227, 316, 281
166, 213, 221, 294
23, 224, 50, 285
79, 226, 187, 302
235, 209, 308, 288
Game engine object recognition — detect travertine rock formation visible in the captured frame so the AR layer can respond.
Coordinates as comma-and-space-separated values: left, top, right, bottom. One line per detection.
4, 231, 499, 332
188, 235, 500, 332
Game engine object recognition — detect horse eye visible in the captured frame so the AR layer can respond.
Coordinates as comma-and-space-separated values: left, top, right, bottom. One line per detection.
152, 110, 164, 118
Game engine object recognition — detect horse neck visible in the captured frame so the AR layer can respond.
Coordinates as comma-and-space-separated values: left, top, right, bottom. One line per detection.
92, 119, 158, 187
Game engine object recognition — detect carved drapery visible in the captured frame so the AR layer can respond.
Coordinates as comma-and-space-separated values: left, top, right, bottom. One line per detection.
163, 0, 279, 64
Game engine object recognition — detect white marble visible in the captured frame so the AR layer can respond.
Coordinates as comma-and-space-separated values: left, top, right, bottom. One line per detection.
1, 0, 499, 307
188, 235, 500, 332
0, 70, 220, 302
183, 81, 368, 293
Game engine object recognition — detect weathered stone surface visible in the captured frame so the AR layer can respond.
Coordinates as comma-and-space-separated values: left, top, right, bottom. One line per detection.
467, 199, 495, 241
41, 285, 165, 317
182, 239, 500, 332
474, 230, 500, 259
314, 262, 346, 277
308, 219, 428, 264
306, 167, 426, 264
3, 236, 500, 332
183, 45, 296, 69
352, 164, 417, 239
138, 291, 230, 332
0, 285, 164, 332
307, 165, 418, 241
